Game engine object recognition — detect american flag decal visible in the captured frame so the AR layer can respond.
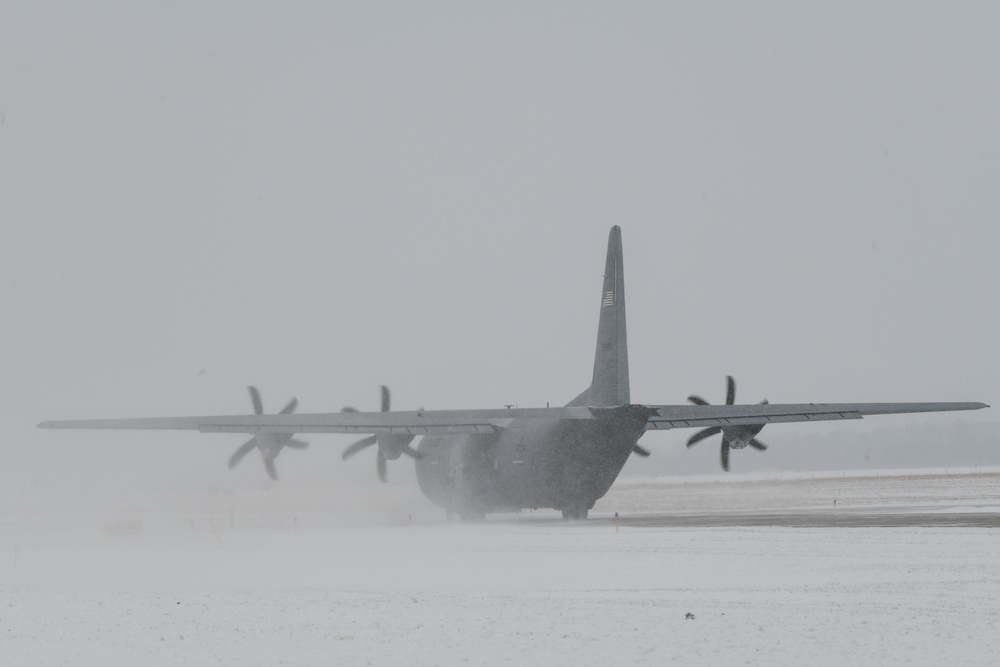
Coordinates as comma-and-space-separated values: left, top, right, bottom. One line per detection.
602, 290, 615, 307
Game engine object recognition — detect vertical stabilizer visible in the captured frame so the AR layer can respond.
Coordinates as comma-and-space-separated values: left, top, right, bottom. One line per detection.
570, 226, 630, 407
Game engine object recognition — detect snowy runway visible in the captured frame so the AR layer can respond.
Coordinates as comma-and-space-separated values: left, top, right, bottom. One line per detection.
3, 471, 999, 665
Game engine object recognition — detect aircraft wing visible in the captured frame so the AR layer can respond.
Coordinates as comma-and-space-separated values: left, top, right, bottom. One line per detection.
641, 402, 989, 431
36, 407, 596, 436
38, 401, 987, 436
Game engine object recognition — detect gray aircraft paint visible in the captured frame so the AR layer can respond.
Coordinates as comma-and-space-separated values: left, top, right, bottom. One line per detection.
39, 228, 988, 519
420, 226, 640, 519
569, 226, 629, 408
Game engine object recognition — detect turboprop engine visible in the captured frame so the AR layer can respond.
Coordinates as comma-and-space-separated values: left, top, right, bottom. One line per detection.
341, 385, 423, 482
685, 376, 769, 472
227, 386, 309, 480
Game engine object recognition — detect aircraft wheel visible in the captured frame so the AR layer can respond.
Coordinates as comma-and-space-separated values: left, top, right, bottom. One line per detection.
561, 507, 588, 520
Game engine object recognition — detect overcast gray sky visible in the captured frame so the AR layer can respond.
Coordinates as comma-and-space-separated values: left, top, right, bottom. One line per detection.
2, 2, 996, 493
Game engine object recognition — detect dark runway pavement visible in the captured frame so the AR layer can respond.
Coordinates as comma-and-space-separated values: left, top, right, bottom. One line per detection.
616, 509, 1000, 528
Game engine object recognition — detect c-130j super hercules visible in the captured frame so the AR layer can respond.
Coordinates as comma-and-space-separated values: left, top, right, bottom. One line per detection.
40, 227, 988, 520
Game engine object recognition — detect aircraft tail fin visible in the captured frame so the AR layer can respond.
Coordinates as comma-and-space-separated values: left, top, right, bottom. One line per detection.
568, 226, 630, 407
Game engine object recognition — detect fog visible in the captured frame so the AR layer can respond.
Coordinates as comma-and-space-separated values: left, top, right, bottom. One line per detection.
1, 4, 998, 662
1, 2, 995, 500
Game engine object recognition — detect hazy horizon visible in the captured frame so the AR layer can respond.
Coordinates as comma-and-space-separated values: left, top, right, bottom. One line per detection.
2, 2, 996, 500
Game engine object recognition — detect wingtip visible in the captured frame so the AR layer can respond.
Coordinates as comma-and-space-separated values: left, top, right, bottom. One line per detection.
37, 421, 51, 429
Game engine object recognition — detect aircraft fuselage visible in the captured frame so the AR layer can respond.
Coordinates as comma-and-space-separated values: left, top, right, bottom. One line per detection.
414, 405, 651, 519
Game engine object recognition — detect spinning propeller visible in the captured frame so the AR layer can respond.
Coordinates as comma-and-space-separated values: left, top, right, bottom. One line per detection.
686, 376, 768, 472
227, 386, 309, 480
341, 385, 423, 482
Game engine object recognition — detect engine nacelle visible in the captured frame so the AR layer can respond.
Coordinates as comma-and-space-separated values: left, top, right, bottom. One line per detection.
722, 424, 766, 450
375, 433, 416, 461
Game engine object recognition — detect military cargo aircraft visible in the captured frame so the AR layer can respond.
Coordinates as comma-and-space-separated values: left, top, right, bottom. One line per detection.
39, 227, 988, 520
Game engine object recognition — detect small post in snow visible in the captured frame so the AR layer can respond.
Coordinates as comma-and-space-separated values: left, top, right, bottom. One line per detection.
615, 512, 619, 533
208, 519, 221, 544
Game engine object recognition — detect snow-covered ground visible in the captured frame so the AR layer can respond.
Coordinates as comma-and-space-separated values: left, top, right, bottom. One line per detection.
2, 470, 999, 666
599, 466, 1000, 515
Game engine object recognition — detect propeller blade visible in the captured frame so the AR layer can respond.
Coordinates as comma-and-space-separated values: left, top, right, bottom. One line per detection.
687, 426, 722, 448
249, 386, 263, 415
228, 437, 257, 469
286, 438, 310, 450
381, 385, 390, 412
280, 397, 298, 414
726, 376, 735, 406
632, 444, 651, 457
342, 435, 377, 460
749, 438, 768, 451
402, 445, 424, 459
721, 441, 730, 471
377, 451, 387, 483
264, 458, 278, 481
687, 395, 709, 406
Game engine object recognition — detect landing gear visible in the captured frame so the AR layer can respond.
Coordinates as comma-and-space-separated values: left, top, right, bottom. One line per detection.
561, 507, 588, 521
445, 507, 484, 522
